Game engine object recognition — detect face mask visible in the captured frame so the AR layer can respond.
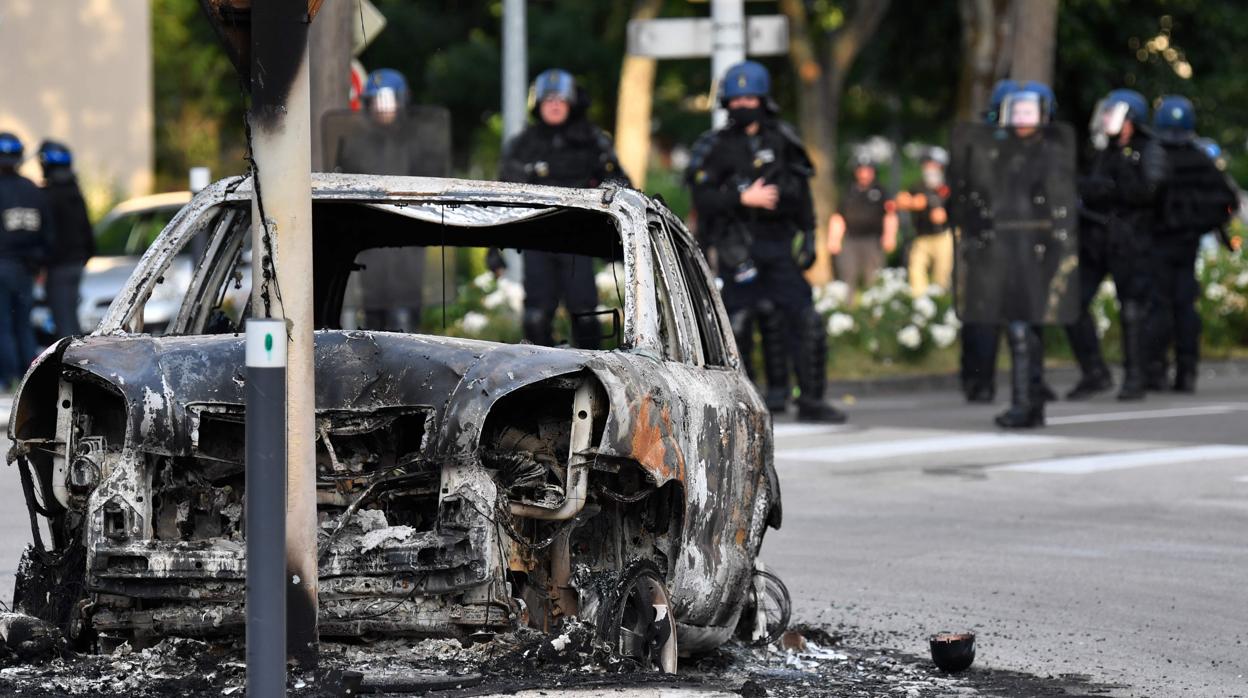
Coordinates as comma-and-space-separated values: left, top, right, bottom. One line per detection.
728, 106, 764, 128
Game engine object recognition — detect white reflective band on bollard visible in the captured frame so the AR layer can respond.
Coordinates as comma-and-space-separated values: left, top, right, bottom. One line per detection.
246, 319, 288, 368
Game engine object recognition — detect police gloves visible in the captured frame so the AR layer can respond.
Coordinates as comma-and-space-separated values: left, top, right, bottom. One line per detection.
794, 231, 817, 270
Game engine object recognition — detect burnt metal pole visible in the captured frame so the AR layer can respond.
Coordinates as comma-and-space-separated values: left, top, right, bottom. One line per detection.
710, 0, 746, 128
500, 0, 527, 282
501, 0, 528, 142
249, 0, 320, 666
245, 318, 287, 696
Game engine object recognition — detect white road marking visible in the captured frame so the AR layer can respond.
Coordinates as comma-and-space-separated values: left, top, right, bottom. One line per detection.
1047, 404, 1246, 425
777, 432, 1061, 463
772, 423, 857, 438
992, 445, 1248, 475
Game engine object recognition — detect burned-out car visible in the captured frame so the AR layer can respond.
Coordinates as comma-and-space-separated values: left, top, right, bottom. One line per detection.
6, 174, 782, 669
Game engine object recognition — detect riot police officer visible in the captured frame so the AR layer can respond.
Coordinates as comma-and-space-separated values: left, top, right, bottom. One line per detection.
326, 68, 446, 332
1145, 96, 1237, 392
951, 82, 1080, 428
38, 141, 94, 339
959, 79, 1015, 403
497, 68, 630, 348
1065, 89, 1166, 401
0, 132, 53, 386
688, 61, 846, 423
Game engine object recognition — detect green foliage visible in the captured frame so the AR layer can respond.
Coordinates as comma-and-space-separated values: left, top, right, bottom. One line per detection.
151, 0, 247, 190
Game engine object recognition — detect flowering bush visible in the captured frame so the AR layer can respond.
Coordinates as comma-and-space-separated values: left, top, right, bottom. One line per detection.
1195, 245, 1248, 352
813, 268, 960, 364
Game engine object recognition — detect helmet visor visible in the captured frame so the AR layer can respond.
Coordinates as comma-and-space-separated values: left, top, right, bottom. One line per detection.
1091, 99, 1130, 139
1000, 91, 1045, 129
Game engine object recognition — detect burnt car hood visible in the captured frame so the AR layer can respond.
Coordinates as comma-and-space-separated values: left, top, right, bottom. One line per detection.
62, 330, 598, 461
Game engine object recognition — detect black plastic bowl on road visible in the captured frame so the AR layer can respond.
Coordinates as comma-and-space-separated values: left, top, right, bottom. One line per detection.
929, 631, 975, 673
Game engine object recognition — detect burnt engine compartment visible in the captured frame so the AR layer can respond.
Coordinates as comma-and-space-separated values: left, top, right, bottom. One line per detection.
13, 368, 685, 653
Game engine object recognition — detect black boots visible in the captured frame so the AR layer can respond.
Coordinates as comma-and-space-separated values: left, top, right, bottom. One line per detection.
1173, 357, 1197, 393
996, 323, 1045, 428
1117, 301, 1146, 401
1066, 368, 1113, 400
796, 311, 847, 424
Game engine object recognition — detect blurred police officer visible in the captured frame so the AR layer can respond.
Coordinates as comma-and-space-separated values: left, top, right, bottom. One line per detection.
0, 133, 53, 386
497, 69, 629, 348
897, 150, 953, 297
1145, 97, 1237, 392
959, 80, 1015, 403
689, 61, 846, 423
828, 158, 898, 293
327, 68, 441, 332
1065, 89, 1166, 401
950, 82, 1079, 428
38, 141, 94, 339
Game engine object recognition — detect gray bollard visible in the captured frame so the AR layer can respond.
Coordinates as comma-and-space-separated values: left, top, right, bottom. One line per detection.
246, 318, 288, 696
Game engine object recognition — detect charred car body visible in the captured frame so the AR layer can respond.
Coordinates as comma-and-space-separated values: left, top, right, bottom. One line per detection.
6, 174, 782, 667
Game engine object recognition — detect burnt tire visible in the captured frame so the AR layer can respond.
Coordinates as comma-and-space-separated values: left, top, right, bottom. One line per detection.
734, 568, 790, 646
12, 543, 87, 647
597, 559, 678, 673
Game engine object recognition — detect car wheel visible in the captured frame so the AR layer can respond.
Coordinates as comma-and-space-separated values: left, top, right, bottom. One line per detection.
599, 559, 678, 673
734, 567, 791, 646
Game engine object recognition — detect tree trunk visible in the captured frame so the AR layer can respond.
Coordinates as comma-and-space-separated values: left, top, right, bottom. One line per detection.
308, 0, 353, 171
779, 0, 836, 283
1008, 0, 1057, 84
816, 0, 891, 282
614, 0, 665, 189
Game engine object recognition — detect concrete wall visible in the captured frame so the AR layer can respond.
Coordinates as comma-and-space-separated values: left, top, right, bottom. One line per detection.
0, 0, 154, 209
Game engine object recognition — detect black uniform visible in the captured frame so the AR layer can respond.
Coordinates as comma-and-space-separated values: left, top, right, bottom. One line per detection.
1146, 138, 1237, 391
498, 110, 628, 348
689, 116, 843, 422
1066, 130, 1166, 399
42, 168, 95, 338
0, 171, 53, 383
835, 181, 891, 290
324, 106, 452, 332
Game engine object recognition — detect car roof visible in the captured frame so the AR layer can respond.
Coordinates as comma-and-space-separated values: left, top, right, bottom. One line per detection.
103, 191, 193, 219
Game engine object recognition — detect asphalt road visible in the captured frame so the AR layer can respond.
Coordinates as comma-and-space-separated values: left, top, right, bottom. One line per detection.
765, 368, 1248, 698
0, 369, 1245, 697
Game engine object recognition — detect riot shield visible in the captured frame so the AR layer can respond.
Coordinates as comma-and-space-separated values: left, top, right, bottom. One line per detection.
949, 122, 1079, 325
322, 107, 452, 328
321, 106, 451, 177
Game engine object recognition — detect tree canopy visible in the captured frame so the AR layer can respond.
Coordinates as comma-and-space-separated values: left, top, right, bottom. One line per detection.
151, 0, 1248, 190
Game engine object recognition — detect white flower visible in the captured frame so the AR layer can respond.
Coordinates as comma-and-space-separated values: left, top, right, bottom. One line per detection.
942, 308, 962, 330
595, 264, 622, 296
1097, 280, 1116, 299
827, 312, 855, 337
1092, 307, 1111, 337
482, 289, 507, 310
871, 305, 884, 319
924, 283, 947, 297
473, 272, 495, 292
826, 280, 851, 307
897, 325, 922, 349
867, 338, 880, 352
498, 278, 525, 313
1206, 283, 1228, 301
930, 323, 957, 348
1235, 271, 1248, 288
461, 311, 489, 334
913, 295, 937, 320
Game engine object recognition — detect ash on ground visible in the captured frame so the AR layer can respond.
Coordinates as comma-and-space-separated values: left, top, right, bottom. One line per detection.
0, 620, 1121, 697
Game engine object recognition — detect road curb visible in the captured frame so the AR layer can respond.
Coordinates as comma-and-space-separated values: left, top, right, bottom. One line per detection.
827, 358, 1248, 397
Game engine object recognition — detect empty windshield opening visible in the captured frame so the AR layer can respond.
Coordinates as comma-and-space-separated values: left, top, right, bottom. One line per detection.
188, 201, 628, 350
